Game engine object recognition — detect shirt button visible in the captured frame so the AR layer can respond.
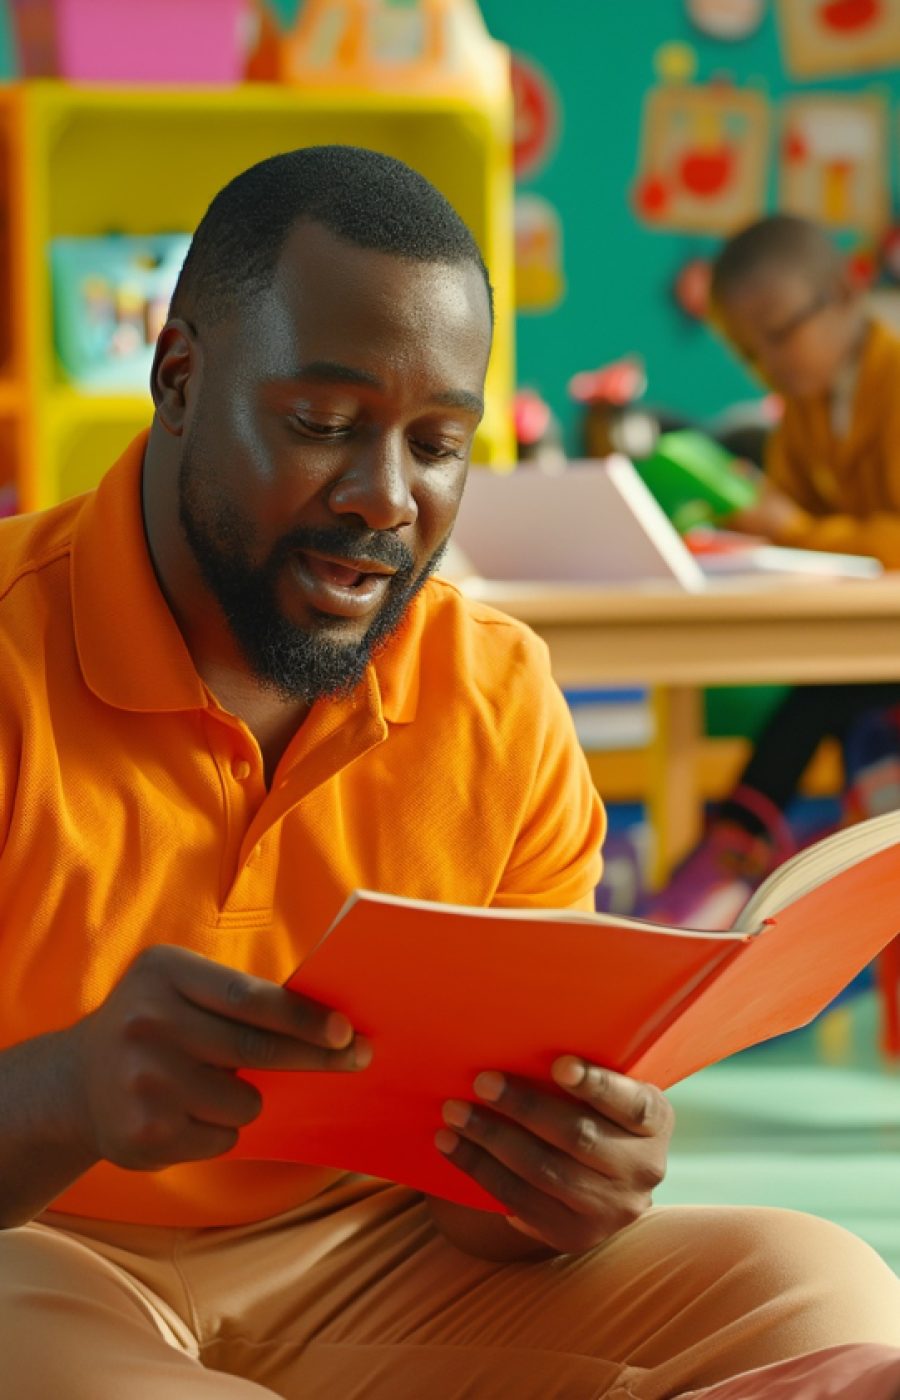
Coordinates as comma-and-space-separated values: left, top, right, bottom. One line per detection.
232, 758, 252, 782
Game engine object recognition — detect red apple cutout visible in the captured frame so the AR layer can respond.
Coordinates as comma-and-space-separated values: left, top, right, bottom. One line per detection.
634, 173, 670, 219
784, 129, 808, 164
680, 144, 736, 197
819, 0, 880, 32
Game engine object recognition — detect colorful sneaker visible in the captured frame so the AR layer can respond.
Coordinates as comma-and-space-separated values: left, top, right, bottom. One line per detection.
644, 819, 775, 930
644, 781, 800, 930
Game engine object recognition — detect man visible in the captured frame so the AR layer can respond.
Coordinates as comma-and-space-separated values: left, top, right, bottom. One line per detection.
0, 148, 898, 1399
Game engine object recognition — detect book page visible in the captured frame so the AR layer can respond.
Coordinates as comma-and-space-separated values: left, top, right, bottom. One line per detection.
330, 887, 747, 940
636, 839, 900, 1087
735, 809, 900, 930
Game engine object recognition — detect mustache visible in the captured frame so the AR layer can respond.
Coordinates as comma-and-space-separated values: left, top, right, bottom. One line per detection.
271, 524, 415, 575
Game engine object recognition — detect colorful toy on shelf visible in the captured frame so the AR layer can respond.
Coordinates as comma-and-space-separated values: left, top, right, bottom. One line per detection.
0, 79, 513, 511
635, 429, 760, 533
569, 355, 661, 462
50, 235, 191, 392
245, 0, 284, 82
10, 0, 252, 83
278, 0, 507, 100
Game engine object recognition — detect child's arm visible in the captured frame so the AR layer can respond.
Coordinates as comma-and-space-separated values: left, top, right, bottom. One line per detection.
732, 423, 900, 568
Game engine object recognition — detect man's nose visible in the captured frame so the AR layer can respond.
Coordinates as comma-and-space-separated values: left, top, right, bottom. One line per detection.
327, 433, 417, 532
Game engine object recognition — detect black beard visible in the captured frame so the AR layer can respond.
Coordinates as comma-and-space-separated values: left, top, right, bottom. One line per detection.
178, 460, 445, 704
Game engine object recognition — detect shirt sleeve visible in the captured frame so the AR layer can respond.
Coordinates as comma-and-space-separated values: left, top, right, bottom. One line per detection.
773, 506, 900, 568
490, 634, 606, 913
766, 414, 900, 567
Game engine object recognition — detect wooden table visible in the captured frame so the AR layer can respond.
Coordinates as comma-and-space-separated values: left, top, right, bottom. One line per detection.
462, 574, 900, 878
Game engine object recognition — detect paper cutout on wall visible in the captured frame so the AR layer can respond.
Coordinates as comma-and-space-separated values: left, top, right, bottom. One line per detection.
780, 95, 888, 233
632, 83, 769, 233
686, 0, 767, 40
654, 41, 698, 84
777, 0, 900, 79
511, 53, 559, 181
514, 193, 565, 312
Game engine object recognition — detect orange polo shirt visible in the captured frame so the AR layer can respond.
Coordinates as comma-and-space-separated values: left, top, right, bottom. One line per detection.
0, 433, 604, 1227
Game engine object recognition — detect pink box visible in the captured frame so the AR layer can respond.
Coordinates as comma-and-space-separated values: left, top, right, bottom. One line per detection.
11, 0, 250, 84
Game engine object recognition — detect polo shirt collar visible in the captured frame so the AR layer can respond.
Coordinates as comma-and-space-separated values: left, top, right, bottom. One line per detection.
71, 431, 421, 724
370, 589, 424, 726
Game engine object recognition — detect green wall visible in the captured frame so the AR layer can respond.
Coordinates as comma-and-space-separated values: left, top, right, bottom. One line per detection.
478, 0, 900, 447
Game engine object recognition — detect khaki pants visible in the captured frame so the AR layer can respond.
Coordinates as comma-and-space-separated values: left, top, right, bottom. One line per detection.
2, 1176, 900, 1399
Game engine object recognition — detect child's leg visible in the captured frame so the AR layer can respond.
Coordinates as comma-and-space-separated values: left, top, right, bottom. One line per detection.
724, 682, 900, 830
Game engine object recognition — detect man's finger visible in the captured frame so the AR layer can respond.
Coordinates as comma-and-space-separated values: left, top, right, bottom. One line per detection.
466, 1073, 648, 1177
123, 994, 372, 1075
551, 1058, 674, 1140
435, 1129, 575, 1240
442, 1098, 601, 1210
133, 944, 355, 1049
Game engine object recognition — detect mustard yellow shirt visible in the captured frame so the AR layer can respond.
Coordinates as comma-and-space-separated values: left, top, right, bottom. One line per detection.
766, 319, 900, 566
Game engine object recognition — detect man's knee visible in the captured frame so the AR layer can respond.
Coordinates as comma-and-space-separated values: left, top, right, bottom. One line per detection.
632, 1205, 900, 1334
1, 1222, 186, 1341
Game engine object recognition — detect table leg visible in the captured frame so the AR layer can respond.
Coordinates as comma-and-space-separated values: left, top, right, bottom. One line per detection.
648, 685, 703, 889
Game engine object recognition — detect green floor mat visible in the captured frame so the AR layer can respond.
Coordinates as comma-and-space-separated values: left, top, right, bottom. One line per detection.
657, 992, 900, 1272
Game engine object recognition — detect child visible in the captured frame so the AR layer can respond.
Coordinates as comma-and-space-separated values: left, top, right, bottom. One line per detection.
652, 213, 900, 928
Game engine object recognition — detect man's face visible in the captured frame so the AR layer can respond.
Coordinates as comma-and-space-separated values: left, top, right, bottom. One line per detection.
177, 222, 492, 703
715, 266, 859, 400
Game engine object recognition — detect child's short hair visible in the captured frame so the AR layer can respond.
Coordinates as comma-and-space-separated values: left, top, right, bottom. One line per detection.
711, 214, 844, 306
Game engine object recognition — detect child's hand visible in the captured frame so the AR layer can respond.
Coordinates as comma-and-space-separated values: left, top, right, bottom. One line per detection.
723, 479, 806, 542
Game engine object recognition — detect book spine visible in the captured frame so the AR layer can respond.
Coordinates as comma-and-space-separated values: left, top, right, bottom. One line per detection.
618, 938, 748, 1080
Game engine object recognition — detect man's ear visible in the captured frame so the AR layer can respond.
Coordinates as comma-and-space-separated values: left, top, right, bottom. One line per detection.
150, 318, 201, 435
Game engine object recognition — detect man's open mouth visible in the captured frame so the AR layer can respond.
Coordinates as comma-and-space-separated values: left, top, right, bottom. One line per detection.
297, 550, 396, 590
287, 549, 397, 619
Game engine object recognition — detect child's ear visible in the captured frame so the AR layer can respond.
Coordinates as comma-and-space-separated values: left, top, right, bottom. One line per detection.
704, 295, 727, 336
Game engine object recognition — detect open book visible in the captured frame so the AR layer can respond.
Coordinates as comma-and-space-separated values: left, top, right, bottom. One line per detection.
231, 811, 900, 1211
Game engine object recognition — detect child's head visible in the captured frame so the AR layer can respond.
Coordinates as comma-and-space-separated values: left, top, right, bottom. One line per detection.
710, 214, 865, 400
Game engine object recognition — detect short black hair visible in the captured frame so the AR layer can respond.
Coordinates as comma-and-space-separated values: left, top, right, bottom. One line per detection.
711, 213, 844, 305
170, 145, 493, 326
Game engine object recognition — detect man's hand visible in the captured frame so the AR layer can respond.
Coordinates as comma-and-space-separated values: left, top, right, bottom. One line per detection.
61, 944, 369, 1172
434, 1055, 674, 1256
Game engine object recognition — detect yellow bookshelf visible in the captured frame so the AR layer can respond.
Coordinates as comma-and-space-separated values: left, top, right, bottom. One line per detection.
4, 79, 514, 510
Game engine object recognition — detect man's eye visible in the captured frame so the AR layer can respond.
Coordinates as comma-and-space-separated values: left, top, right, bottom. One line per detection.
411, 439, 467, 462
293, 416, 351, 437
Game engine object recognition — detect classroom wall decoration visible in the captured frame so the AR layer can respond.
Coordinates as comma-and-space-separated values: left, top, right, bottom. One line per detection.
511, 52, 559, 180
686, 0, 767, 41
776, 0, 900, 80
478, 0, 900, 439
632, 82, 769, 233
514, 192, 565, 312
780, 93, 889, 233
